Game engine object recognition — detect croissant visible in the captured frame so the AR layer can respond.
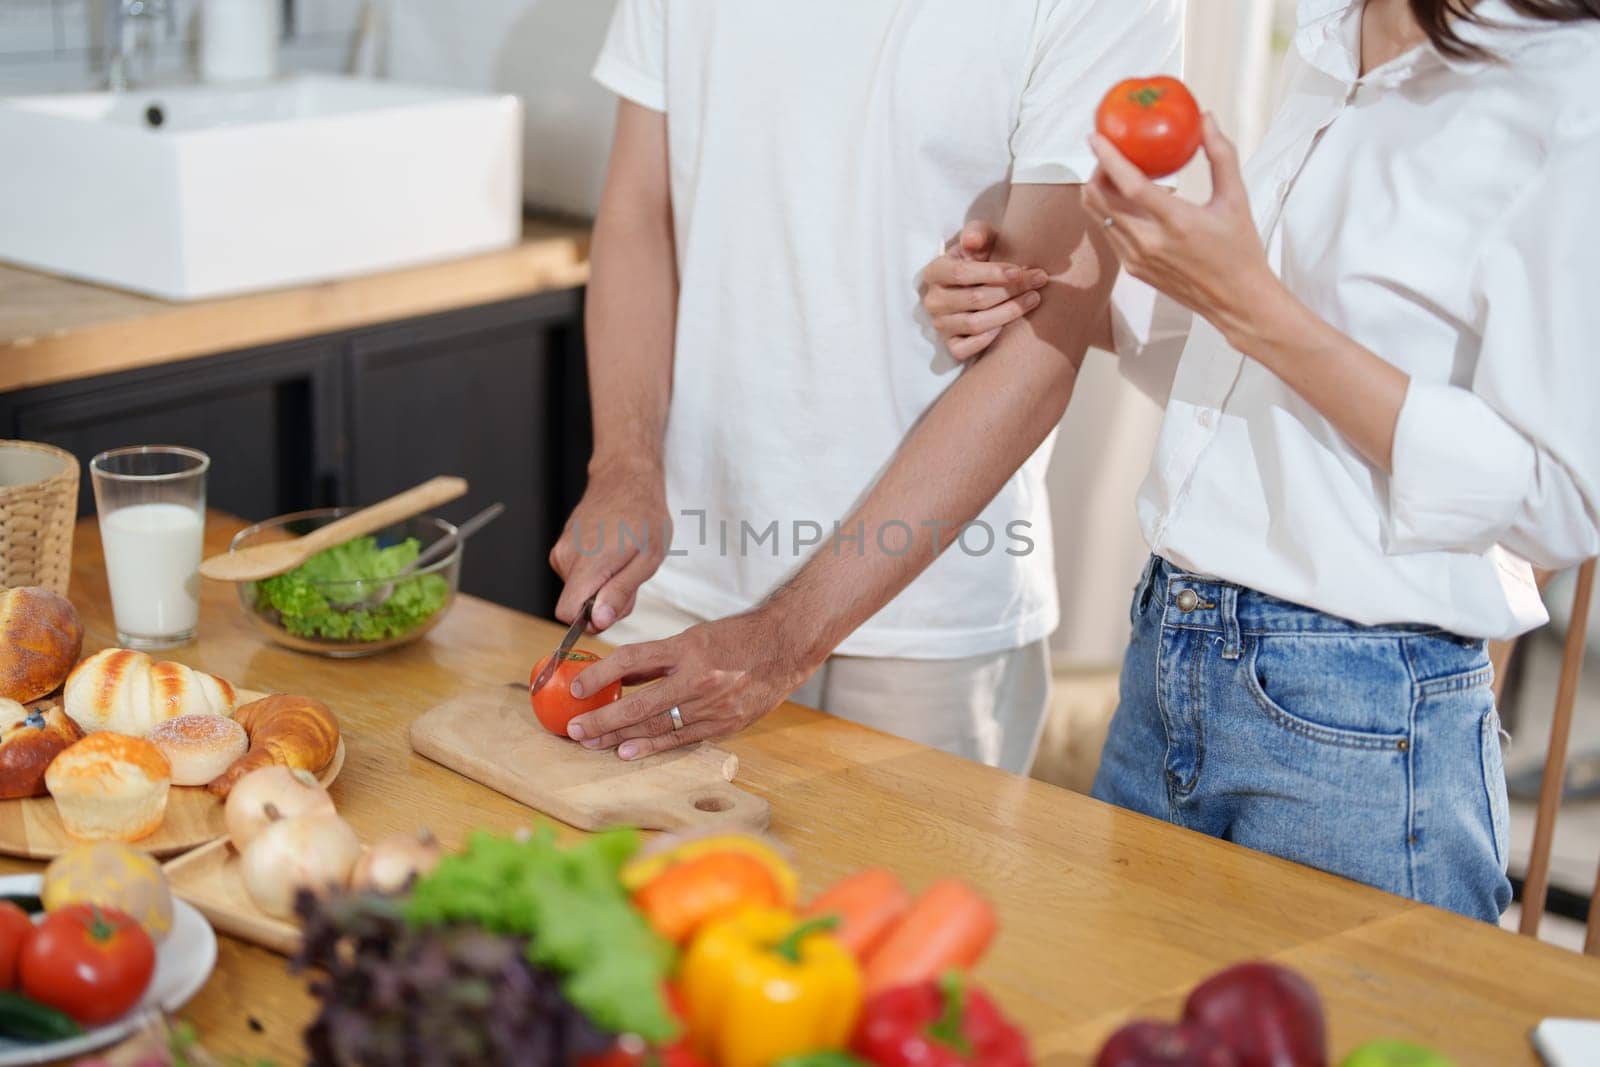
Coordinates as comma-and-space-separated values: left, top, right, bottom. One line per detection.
63, 648, 237, 737
206, 694, 340, 797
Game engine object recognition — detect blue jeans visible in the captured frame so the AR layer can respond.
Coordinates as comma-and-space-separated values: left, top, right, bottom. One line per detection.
1092, 557, 1513, 922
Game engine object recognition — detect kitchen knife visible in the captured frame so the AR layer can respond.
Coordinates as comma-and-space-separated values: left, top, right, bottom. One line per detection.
530, 595, 595, 696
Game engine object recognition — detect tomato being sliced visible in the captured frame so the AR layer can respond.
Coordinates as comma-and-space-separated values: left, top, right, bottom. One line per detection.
530, 649, 622, 737
1095, 75, 1203, 178
19, 905, 155, 1026
0, 902, 30, 989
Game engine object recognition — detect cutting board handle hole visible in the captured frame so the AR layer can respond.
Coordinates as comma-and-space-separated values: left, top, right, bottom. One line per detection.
693, 794, 732, 813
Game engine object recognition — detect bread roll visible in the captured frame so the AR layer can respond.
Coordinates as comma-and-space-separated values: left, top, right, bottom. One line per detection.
45, 733, 172, 842
207, 695, 340, 797
0, 698, 83, 799
0, 587, 84, 704
63, 648, 237, 737
147, 715, 248, 786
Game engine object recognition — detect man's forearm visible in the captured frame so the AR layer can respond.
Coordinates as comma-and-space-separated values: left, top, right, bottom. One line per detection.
586, 102, 678, 476
765, 187, 1117, 663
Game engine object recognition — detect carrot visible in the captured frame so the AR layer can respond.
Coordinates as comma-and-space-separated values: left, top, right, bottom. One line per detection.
861, 878, 997, 994
802, 868, 912, 961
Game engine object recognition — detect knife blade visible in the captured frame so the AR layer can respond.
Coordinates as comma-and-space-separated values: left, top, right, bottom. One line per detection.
530, 595, 595, 696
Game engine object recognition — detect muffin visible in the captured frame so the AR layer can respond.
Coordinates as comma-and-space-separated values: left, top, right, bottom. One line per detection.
147, 715, 248, 786
45, 733, 172, 842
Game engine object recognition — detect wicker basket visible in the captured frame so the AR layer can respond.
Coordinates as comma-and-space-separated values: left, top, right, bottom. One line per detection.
0, 441, 79, 597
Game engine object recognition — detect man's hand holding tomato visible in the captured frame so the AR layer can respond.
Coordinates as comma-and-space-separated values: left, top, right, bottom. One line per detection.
530, 649, 623, 736
563, 609, 817, 760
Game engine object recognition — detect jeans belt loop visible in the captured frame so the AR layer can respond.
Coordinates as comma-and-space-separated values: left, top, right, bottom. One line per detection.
1220, 585, 1243, 661
1136, 556, 1159, 615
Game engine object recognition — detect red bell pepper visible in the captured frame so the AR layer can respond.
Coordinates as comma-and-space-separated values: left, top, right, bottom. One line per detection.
853, 973, 1031, 1067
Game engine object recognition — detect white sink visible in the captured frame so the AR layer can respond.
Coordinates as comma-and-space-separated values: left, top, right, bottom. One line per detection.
0, 75, 523, 301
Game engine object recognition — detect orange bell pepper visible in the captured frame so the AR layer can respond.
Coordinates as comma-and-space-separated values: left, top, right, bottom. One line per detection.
633, 851, 787, 944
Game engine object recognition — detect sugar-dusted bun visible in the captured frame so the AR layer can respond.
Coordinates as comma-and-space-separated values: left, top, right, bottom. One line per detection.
63, 648, 237, 737
0, 587, 84, 703
45, 733, 171, 842
0, 698, 83, 799
147, 714, 248, 787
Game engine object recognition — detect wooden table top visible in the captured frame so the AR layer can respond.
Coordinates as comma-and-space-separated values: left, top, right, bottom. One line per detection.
10, 514, 1599, 1066
0, 218, 590, 394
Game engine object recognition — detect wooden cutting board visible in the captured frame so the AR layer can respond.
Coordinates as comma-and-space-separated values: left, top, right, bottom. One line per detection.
410, 684, 770, 833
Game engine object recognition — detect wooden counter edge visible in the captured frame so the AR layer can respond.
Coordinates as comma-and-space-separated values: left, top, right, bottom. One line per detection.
0, 221, 591, 394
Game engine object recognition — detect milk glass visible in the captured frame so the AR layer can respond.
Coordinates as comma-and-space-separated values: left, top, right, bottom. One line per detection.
90, 446, 210, 649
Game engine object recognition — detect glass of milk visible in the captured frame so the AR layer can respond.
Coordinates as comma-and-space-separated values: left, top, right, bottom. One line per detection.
89, 446, 210, 649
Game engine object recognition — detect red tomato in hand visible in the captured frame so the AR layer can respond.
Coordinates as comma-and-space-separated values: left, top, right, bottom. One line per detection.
0, 902, 31, 988
530, 649, 622, 737
1095, 76, 1203, 178
20, 905, 155, 1025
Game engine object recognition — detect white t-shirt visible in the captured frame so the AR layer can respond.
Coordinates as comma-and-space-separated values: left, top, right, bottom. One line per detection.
593, 0, 1184, 659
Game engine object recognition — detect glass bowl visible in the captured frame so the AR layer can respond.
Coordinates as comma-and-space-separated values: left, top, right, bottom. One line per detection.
231, 507, 461, 658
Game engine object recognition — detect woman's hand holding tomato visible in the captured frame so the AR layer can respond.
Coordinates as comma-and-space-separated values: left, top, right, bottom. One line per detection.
922, 78, 1286, 365
20, 905, 155, 1025
1083, 113, 1286, 348
531, 650, 623, 737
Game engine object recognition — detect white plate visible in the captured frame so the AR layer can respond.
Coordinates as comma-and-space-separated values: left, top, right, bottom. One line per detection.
0, 874, 218, 1066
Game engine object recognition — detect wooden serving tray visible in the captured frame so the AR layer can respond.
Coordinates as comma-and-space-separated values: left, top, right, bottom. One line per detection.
163, 837, 301, 956
0, 689, 346, 861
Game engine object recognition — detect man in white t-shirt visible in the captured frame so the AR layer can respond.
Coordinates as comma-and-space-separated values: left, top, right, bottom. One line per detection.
548, 0, 1184, 772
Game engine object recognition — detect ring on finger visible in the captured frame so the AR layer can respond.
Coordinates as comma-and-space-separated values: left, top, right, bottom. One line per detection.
669, 706, 685, 732
1102, 216, 1117, 229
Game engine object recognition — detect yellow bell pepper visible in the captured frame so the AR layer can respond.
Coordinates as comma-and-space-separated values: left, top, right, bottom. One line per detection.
679, 907, 862, 1067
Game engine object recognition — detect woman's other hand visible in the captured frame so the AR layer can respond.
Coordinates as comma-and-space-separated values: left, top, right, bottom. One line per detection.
1083, 114, 1281, 348
920, 222, 1049, 361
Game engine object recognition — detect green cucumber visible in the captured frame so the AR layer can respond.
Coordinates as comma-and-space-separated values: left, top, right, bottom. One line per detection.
0, 990, 85, 1043
0, 894, 43, 914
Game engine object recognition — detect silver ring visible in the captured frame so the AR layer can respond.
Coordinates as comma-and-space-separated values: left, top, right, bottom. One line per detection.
1102, 216, 1116, 229
669, 706, 685, 731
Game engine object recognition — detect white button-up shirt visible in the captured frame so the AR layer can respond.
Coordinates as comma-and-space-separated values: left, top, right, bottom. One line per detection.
1114, 0, 1600, 640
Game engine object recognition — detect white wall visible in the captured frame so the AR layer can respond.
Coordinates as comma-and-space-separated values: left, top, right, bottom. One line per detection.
0, 0, 363, 93
380, 0, 618, 216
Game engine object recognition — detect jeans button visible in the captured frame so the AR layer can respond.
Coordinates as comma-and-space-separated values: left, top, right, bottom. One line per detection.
1176, 589, 1200, 613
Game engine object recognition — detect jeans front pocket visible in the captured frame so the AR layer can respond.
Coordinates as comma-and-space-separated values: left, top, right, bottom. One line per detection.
1480, 708, 1510, 868
1244, 634, 1412, 750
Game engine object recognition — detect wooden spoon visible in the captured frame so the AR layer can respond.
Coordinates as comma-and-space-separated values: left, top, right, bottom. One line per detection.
199, 476, 469, 582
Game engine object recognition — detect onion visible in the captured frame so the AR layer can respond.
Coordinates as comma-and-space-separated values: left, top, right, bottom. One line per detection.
349, 829, 445, 895
240, 809, 363, 919
225, 766, 336, 851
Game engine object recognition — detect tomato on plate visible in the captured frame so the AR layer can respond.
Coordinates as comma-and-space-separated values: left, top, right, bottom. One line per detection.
19, 904, 155, 1026
530, 649, 622, 737
0, 901, 30, 988
1095, 75, 1203, 178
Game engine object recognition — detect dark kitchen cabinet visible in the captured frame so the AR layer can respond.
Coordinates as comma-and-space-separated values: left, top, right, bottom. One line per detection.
345, 290, 587, 615
0, 290, 593, 618
0, 338, 343, 522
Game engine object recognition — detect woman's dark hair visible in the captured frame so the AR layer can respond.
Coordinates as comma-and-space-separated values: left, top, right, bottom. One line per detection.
1414, 0, 1600, 58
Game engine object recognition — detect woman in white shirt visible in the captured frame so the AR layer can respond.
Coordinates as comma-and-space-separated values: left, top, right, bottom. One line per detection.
922, 0, 1600, 921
